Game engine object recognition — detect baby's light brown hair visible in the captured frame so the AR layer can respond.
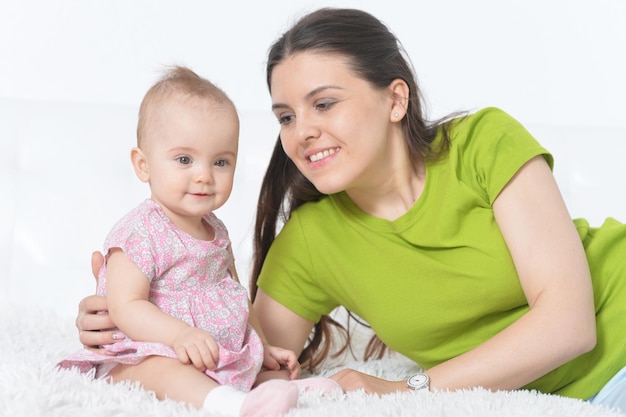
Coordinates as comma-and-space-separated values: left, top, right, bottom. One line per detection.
137, 66, 237, 148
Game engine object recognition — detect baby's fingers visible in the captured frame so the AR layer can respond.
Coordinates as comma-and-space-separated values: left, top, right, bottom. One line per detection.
276, 350, 301, 379
183, 345, 210, 371
174, 345, 191, 365
200, 340, 219, 371
263, 355, 281, 371
272, 350, 298, 368
286, 360, 301, 379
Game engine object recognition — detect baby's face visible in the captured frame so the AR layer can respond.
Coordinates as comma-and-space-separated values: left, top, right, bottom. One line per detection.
141, 98, 239, 221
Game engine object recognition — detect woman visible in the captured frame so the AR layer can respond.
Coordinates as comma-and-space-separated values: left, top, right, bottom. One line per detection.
77, 8, 626, 412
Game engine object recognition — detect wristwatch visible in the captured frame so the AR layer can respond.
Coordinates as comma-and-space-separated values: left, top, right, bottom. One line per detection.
406, 373, 430, 391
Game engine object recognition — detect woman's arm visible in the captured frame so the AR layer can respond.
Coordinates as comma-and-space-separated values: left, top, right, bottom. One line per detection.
229, 266, 301, 380
331, 156, 597, 393
424, 155, 596, 391
253, 288, 315, 357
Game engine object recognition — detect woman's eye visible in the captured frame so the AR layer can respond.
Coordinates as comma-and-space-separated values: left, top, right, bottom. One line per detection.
278, 113, 294, 126
315, 100, 335, 111
177, 156, 192, 165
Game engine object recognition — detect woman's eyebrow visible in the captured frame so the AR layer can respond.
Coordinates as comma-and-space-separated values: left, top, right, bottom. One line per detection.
271, 85, 343, 111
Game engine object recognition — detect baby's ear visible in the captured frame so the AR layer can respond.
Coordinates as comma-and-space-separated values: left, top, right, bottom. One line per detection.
130, 147, 150, 183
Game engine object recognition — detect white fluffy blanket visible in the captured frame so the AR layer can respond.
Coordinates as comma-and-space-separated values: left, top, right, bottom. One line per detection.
1, 306, 623, 417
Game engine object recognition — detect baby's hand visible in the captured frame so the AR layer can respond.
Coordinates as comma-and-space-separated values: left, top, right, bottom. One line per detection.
263, 345, 301, 380
172, 326, 219, 371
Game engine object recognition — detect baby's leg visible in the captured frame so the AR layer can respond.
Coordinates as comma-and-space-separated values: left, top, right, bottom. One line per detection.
254, 368, 290, 386
108, 356, 218, 408
256, 368, 342, 395
108, 357, 299, 416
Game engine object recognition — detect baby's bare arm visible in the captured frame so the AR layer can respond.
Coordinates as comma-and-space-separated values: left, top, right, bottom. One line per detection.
106, 249, 218, 370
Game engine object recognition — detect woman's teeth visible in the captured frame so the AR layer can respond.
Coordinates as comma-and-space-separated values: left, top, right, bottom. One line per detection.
309, 148, 337, 162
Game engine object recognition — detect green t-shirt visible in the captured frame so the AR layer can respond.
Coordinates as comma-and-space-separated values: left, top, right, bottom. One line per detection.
257, 107, 626, 399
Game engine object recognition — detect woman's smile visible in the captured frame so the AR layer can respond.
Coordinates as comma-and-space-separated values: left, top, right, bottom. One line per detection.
306, 147, 340, 164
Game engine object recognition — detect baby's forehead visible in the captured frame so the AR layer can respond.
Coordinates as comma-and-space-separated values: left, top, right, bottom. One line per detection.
144, 93, 235, 128
140, 96, 238, 151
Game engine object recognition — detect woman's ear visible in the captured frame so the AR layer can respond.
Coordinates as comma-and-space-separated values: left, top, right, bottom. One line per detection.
389, 78, 410, 122
130, 147, 150, 183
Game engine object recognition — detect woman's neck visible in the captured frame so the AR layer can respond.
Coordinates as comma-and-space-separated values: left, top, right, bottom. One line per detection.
346, 154, 426, 221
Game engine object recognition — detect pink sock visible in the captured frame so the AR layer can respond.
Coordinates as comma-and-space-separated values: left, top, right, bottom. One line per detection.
240, 380, 299, 417
291, 377, 342, 395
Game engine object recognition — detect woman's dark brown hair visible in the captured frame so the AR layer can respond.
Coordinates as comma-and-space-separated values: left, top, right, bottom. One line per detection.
251, 7, 459, 371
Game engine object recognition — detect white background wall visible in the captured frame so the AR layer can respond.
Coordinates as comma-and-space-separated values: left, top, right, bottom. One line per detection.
2, 0, 626, 125
1, 0, 625, 319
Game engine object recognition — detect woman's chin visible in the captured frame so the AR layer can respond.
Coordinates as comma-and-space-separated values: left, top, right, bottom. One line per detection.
309, 181, 343, 196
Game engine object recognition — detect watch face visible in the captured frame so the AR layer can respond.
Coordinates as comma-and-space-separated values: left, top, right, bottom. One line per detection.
407, 373, 429, 390
409, 374, 427, 385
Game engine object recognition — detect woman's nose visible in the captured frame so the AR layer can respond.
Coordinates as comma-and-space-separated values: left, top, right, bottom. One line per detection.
296, 113, 321, 142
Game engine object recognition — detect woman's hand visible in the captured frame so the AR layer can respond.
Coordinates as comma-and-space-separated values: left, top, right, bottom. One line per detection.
330, 368, 406, 395
75, 251, 124, 353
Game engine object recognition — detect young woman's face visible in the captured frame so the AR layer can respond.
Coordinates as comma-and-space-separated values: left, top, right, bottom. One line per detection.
137, 99, 238, 224
270, 52, 397, 195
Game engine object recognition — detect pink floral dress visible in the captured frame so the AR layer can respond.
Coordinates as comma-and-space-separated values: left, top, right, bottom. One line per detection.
58, 199, 264, 391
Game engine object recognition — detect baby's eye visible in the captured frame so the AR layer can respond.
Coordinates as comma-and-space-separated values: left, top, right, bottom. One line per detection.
214, 159, 229, 167
176, 156, 192, 165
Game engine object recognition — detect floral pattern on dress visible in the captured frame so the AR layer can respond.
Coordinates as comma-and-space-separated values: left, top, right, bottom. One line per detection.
58, 199, 263, 391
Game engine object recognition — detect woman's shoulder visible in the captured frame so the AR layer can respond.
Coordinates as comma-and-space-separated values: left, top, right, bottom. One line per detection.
449, 106, 538, 149
457, 107, 521, 130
